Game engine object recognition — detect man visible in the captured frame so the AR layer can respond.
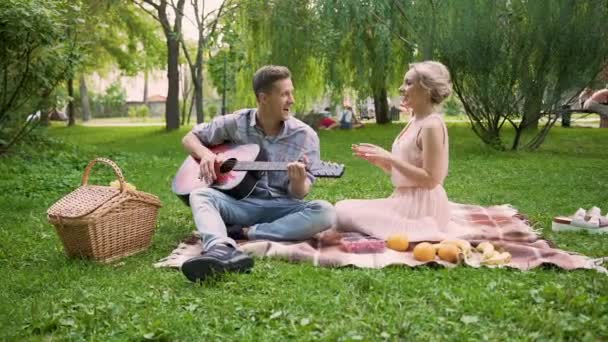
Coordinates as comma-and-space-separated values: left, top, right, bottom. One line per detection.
582, 87, 608, 128
180, 65, 336, 282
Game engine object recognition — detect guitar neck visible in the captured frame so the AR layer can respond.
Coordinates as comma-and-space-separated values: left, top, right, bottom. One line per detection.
232, 161, 290, 171
229, 160, 344, 178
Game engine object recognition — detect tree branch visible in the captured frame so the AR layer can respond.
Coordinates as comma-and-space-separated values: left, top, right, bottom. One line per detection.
1, 119, 35, 153
391, 0, 421, 39
1, 59, 8, 112
141, 0, 160, 10
210, 1, 228, 34
369, 6, 415, 49
0, 45, 34, 118
135, 1, 160, 22
173, 0, 186, 33
192, 0, 202, 28
179, 36, 195, 69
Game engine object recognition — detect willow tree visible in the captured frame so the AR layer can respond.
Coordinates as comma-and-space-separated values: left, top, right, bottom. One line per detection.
437, 0, 608, 150
207, 0, 325, 113
317, 0, 411, 124
391, 0, 447, 61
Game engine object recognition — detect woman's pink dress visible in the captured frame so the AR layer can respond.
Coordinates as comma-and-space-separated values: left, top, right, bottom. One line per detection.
335, 114, 451, 241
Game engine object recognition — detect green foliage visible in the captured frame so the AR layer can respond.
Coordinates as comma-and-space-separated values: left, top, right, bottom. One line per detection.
443, 95, 463, 116
207, 49, 240, 110
210, 0, 605, 148
0, 0, 82, 152
0, 0, 165, 152
209, 0, 325, 112
210, 0, 412, 123
128, 105, 151, 120
436, 0, 608, 150
89, 80, 127, 117
1, 124, 607, 339
205, 103, 219, 118
76, 1, 165, 76
318, 0, 410, 96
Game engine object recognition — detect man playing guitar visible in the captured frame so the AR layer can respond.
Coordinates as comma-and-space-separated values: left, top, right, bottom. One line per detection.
180, 65, 336, 282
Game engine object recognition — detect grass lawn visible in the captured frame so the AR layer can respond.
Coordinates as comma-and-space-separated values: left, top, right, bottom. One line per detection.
1, 122, 607, 340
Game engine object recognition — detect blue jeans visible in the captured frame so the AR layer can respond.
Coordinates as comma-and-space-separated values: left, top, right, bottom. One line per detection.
189, 187, 336, 251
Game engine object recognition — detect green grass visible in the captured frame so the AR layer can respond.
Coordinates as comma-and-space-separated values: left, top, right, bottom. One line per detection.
1, 123, 607, 340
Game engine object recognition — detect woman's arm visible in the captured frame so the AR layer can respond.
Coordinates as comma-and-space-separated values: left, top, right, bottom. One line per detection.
352, 143, 392, 174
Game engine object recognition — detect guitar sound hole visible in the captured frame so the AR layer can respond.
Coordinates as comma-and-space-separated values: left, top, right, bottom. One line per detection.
220, 158, 237, 173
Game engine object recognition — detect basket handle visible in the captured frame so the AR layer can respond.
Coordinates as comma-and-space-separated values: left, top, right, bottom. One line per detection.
82, 158, 126, 193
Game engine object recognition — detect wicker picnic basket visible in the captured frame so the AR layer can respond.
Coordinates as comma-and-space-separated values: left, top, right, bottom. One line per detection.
47, 158, 162, 262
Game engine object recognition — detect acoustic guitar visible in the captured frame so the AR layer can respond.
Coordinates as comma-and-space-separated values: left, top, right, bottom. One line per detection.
172, 143, 344, 204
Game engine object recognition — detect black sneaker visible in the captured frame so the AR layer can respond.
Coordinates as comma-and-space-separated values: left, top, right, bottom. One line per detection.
226, 225, 248, 241
181, 244, 254, 282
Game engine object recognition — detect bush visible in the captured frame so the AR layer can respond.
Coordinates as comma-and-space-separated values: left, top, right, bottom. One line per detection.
128, 105, 150, 121
443, 96, 462, 116
89, 81, 127, 118
206, 104, 219, 118
0, 0, 79, 153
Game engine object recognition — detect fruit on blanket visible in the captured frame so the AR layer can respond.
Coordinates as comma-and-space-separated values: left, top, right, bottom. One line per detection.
481, 251, 512, 265
413, 242, 436, 262
387, 234, 410, 251
439, 239, 472, 257
110, 180, 137, 191
432, 243, 447, 251
437, 244, 461, 263
476, 241, 495, 260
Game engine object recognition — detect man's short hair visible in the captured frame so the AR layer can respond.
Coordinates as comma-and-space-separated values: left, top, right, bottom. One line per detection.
252, 65, 291, 99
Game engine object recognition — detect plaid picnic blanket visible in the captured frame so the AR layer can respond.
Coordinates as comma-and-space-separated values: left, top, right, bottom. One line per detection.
155, 202, 607, 273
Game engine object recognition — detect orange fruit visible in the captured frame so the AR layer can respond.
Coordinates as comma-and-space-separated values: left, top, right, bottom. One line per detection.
437, 244, 460, 263
413, 242, 436, 262
386, 234, 410, 251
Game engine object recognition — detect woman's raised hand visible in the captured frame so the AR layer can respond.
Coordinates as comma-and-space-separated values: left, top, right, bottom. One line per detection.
352, 143, 393, 171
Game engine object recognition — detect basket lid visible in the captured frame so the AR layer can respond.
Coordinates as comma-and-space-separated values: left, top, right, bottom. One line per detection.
47, 185, 120, 218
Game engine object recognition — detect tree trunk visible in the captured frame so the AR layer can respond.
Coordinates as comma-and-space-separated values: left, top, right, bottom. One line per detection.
511, 127, 524, 150
181, 65, 191, 125
188, 88, 196, 124
67, 78, 75, 126
143, 69, 149, 104
194, 78, 203, 123
154, 0, 185, 131
165, 36, 181, 130
373, 87, 390, 124
79, 75, 91, 121
521, 88, 544, 131
194, 28, 204, 123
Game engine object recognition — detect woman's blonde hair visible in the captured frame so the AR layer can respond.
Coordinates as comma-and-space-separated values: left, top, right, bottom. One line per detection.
409, 61, 452, 105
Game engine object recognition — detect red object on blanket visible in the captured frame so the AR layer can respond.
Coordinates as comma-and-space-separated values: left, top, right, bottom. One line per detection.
319, 117, 337, 128
340, 236, 386, 253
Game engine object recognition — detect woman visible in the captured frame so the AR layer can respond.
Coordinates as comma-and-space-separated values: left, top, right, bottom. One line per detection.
334, 61, 452, 241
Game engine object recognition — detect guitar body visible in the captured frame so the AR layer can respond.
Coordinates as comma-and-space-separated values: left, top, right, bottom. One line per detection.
172, 144, 262, 204
172, 143, 345, 205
